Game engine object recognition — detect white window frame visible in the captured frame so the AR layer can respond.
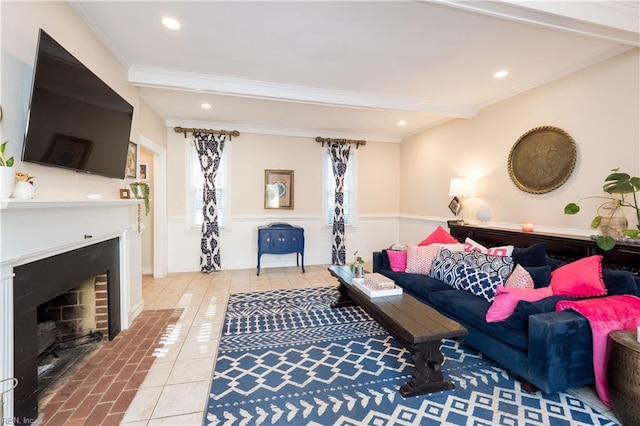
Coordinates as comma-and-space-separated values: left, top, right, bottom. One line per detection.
323, 148, 357, 227
186, 139, 230, 230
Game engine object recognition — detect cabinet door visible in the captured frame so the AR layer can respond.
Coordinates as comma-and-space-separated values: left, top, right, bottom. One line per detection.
273, 232, 292, 253
259, 230, 273, 253
289, 231, 303, 253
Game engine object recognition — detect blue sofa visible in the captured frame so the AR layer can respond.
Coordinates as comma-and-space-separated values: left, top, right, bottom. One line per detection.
372, 245, 640, 394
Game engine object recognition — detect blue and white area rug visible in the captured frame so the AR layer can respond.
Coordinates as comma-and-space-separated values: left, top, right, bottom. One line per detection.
205, 287, 617, 425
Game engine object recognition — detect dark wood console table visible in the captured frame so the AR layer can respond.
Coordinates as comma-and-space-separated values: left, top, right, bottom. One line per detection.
328, 265, 467, 397
448, 222, 640, 274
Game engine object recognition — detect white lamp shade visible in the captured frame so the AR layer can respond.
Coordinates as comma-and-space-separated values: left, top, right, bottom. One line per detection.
449, 178, 477, 197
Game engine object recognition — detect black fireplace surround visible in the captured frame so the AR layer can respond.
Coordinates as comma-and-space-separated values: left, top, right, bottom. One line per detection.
13, 238, 121, 422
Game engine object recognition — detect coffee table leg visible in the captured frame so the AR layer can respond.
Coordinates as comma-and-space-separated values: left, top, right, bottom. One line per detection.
400, 340, 455, 397
331, 282, 356, 308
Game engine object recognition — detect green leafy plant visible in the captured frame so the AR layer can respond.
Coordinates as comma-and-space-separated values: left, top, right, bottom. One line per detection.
129, 182, 150, 233
0, 141, 15, 167
564, 168, 640, 250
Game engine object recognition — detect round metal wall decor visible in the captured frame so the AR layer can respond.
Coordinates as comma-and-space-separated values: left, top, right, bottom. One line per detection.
507, 126, 577, 194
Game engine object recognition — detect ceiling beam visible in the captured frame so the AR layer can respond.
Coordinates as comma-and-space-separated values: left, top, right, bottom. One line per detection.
128, 66, 478, 119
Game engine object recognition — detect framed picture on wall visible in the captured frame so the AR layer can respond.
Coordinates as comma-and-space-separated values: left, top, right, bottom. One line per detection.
125, 141, 137, 178
139, 163, 148, 180
264, 169, 294, 209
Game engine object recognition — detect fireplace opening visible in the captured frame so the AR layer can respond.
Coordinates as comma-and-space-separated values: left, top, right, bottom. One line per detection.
36, 274, 109, 401
13, 238, 121, 422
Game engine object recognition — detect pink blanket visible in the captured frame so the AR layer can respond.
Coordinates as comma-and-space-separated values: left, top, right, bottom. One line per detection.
556, 295, 640, 407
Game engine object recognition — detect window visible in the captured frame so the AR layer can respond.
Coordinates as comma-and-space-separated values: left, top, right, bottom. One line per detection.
325, 149, 356, 226
188, 141, 228, 229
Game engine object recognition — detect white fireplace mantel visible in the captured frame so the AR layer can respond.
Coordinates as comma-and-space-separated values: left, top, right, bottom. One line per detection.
0, 198, 144, 420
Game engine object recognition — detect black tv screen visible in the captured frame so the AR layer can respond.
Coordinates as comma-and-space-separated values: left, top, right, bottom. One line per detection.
22, 29, 133, 179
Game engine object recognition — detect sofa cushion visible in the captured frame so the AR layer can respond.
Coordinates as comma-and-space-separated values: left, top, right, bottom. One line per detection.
386, 250, 407, 272
550, 255, 607, 298
379, 250, 392, 270
486, 285, 553, 322
429, 248, 514, 289
524, 265, 552, 288
512, 243, 547, 267
502, 295, 581, 331
460, 250, 514, 283
464, 237, 514, 257
505, 264, 535, 289
602, 269, 639, 295
428, 289, 528, 350
405, 244, 440, 274
428, 248, 466, 287
418, 225, 458, 246
376, 269, 451, 300
456, 265, 503, 302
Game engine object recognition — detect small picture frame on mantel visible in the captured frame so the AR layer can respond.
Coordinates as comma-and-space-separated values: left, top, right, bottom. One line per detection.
119, 188, 131, 199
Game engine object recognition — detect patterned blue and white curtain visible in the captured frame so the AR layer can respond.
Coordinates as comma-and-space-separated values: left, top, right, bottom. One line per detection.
193, 132, 228, 273
328, 142, 351, 265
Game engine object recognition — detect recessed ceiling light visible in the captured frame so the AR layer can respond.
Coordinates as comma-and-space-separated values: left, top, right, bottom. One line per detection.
201, 103, 212, 109
397, 120, 407, 126
493, 70, 509, 79
162, 17, 181, 30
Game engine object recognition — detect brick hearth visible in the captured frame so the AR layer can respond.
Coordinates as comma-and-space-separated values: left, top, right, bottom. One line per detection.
39, 308, 182, 425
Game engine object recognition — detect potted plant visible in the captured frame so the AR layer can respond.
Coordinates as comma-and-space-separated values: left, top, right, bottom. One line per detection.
0, 141, 16, 198
129, 182, 150, 232
564, 168, 640, 250
12, 172, 35, 199
351, 251, 365, 278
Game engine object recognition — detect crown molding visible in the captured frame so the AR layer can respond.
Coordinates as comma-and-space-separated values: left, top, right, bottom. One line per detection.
166, 119, 402, 143
129, 66, 477, 118
434, 0, 639, 46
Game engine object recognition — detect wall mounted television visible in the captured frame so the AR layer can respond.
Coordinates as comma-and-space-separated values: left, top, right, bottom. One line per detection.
22, 29, 134, 179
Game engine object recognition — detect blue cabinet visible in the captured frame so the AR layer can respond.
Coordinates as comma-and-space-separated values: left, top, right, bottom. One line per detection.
257, 223, 305, 275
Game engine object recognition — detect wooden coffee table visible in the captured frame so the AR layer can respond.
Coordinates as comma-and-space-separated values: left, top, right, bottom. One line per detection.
328, 265, 467, 397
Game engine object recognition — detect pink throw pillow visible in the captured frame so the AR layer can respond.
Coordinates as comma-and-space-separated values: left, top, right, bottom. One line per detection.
418, 226, 458, 246
405, 244, 441, 274
486, 285, 553, 322
387, 250, 407, 272
550, 255, 607, 298
504, 264, 534, 289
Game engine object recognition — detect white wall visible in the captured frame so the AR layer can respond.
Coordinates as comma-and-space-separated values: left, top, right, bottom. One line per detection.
399, 48, 640, 240
0, 1, 166, 199
167, 130, 401, 271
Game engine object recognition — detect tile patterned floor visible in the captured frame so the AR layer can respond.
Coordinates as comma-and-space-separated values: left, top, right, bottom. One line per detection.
38, 263, 619, 425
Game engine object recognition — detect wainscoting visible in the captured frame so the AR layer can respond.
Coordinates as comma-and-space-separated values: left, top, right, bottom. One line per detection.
167, 215, 401, 272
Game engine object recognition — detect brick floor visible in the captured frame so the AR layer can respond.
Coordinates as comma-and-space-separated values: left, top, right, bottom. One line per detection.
39, 309, 182, 425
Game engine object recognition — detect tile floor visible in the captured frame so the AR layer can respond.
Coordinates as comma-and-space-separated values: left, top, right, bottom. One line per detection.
40, 263, 619, 425
121, 264, 337, 425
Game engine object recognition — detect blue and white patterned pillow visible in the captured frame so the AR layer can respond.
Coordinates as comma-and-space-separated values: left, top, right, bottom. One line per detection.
460, 250, 514, 281
455, 265, 503, 302
428, 248, 465, 287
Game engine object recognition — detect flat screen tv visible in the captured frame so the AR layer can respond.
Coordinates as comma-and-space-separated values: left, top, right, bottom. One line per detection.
22, 29, 134, 179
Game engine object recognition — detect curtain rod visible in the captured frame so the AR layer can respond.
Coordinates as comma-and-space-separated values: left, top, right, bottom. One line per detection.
174, 126, 240, 137
315, 137, 367, 149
